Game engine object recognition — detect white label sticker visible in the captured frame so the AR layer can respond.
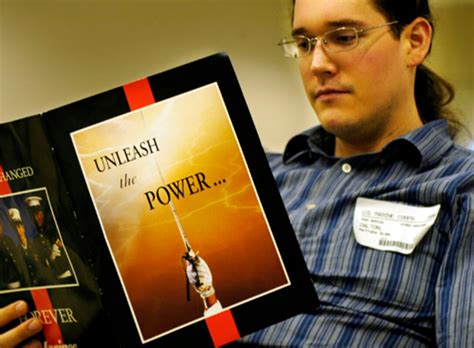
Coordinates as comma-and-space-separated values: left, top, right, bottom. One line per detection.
353, 197, 440, 254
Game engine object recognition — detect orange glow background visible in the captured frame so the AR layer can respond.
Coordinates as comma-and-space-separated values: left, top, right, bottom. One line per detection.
71, 84, 288, 341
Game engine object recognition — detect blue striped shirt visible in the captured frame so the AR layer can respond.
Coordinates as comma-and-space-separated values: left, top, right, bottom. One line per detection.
239, 120, 473, 347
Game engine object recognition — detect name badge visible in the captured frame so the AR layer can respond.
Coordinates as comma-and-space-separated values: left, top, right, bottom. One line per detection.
353, 197, 440, 254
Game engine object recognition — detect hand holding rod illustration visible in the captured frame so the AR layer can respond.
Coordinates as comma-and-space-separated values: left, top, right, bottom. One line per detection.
184, 253, 214, 298
142, 117, 222, 316
172, 198, 221, 315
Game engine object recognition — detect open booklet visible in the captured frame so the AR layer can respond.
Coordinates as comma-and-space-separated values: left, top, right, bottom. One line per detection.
0, 53, 319, 347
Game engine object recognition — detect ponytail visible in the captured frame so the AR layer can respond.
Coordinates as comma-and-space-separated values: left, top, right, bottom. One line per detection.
415, 64, 461, 136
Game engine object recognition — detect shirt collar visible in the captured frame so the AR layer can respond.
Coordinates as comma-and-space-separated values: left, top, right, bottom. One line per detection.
282, 126, 333, 163
397, 119, 454, 168
283, 120, 453, 167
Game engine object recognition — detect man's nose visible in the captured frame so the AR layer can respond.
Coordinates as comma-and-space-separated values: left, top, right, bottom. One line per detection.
309, 41, 337, 77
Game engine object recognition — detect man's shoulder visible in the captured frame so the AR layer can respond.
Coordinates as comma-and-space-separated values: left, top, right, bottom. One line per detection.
409, 121, 474, 170
438, 142, 474, 170
450, 142, 474, 160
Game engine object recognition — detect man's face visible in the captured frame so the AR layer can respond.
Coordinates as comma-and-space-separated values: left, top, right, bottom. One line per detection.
15, 222, 26, 237
34, 209, 44, 227
15, 222, 27, 246
294, 0, 411, 145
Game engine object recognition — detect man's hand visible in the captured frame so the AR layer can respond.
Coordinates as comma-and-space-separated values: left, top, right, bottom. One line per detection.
49, 244, 61, 262
0, 301, 42, 348
185, 256, 215, 298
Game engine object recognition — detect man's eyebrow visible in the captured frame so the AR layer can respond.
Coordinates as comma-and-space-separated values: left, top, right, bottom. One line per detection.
291, 27, 307, 36
326, 19, 366, 28
292, 19, 366, 36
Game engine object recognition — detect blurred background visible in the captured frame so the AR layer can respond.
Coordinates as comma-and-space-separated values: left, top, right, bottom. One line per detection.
1, 0, 472, 151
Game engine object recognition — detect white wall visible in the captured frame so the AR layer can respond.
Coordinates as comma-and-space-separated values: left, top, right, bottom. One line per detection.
1, 0, 472, 151
429, 0, 473, 148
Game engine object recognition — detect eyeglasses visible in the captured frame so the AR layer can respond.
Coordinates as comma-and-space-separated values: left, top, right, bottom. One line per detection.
278, 21, 399, 58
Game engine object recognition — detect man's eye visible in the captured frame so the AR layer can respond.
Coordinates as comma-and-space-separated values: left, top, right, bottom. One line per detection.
295, 38, 310, 50
331, 31, 357, 45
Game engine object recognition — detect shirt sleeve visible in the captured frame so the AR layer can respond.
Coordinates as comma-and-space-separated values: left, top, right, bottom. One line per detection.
435, 192, 473, 347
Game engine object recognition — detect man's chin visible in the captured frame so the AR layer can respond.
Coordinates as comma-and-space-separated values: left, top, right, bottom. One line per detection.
320, 119, 366, 141
319, 117, 353, 134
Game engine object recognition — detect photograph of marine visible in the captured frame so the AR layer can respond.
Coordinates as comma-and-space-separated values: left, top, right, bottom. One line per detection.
0, 189, 77, 292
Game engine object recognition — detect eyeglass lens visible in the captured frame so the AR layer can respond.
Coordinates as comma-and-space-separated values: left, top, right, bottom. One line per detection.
293, 28, 359, 56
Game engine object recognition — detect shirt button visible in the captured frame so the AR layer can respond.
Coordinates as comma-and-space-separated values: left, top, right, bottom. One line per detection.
306, 203, 317, 210
342, 163, 352, 173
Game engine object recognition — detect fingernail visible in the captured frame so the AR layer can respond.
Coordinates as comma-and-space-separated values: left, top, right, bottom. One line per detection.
15, 301, 27, 315
28, 319, 42, 331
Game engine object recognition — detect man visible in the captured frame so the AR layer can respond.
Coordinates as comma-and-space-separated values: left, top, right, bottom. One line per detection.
25, 196, 73, 281
235, 0, 473, 346
0, 218, 21, 290
8, 208, 57, 288
24, 196, 56, 243
1, 0, 472, 346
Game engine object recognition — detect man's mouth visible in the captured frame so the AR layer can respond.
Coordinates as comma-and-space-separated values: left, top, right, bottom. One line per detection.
314, 88, 350, 101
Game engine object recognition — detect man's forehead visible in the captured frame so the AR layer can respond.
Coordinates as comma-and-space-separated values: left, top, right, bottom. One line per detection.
293, 0, 384, 32
294, 0, 376, 11
292, 19, 367, 36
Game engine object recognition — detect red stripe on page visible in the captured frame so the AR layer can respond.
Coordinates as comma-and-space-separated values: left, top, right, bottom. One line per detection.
31, 289, 64, 345
123, 78, 156, 110
0, 164, 64, 345
0, 165, 11, 194
205, 310, 240, 347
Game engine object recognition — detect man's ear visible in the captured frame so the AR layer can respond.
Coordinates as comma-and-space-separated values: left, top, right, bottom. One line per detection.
402, 17, 433, 67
